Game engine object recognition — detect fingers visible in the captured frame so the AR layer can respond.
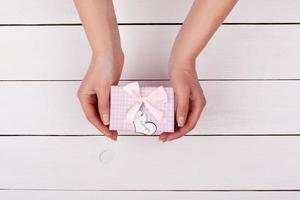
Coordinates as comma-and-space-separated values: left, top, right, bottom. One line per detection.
175, 86, 190, 128
96, 87, 110, 126
78, 91, 117, 141
167, 100, 203, 142
159, 132, 169, 142
160, 86, 206, 142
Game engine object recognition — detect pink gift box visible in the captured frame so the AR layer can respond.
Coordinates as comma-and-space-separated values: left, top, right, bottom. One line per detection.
109, 82, 175, 133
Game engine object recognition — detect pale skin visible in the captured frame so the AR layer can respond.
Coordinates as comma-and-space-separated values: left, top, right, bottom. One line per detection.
74, 0, 238, 142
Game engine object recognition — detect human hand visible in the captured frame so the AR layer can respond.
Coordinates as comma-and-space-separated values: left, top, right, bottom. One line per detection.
159, 60, 206, 142
77, 53, 124, 141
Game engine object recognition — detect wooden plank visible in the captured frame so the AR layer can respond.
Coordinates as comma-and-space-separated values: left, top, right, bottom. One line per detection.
1, 25, 300, 80
1, 136, 300, 189
0, 0, 300, 24
0, 81, 300, 135
1, 191, 300, 200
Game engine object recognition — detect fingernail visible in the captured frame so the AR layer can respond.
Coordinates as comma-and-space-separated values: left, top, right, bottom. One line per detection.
162, 136, 168, 142
109, 134, 117, 141
159, 133, 167, 142
178, 116, 186, 127
113, 132, 118, 141
102, 114, 109, 125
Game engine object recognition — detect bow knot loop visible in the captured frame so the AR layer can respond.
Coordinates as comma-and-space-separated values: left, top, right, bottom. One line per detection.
123, 82, 168, 123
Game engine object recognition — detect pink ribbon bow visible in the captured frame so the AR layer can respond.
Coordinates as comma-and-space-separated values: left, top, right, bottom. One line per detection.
123, 82, 168, 123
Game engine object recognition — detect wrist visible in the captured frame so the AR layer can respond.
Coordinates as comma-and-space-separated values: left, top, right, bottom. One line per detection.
90, 50, 124, 69
92, 48, 124, 60
90, 27, 123, 58
168, 60, 197, 81
92, 40, 123, 58
168, 55, 196, 71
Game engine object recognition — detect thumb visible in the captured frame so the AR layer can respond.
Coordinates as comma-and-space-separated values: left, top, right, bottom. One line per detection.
96, 87, 110, 126
175, 87, 190, 127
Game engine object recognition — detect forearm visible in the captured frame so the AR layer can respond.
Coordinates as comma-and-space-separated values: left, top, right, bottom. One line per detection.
169, 0, 238, 66
73, 0, 123, 57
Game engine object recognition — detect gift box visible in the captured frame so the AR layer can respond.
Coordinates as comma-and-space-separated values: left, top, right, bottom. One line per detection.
109, 82, 175, 135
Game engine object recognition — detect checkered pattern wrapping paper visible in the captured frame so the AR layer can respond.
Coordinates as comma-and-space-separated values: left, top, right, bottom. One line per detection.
109, 85, 175, 133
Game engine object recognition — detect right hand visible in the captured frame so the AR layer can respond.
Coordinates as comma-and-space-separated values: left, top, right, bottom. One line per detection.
159, 62, 206, 142
77, 53, 124, 141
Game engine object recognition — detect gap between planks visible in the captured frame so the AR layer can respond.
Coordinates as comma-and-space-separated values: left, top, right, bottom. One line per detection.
1, 188, 300, 192
1, 23, 300, 26
1, 134, 300, 137
1, 79, 300, 82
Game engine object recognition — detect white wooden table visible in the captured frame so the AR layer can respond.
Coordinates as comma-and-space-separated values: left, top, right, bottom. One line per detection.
0, 1, 300, 199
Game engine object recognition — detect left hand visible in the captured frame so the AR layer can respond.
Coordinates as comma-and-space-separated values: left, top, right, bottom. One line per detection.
159, 60, 206, 142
